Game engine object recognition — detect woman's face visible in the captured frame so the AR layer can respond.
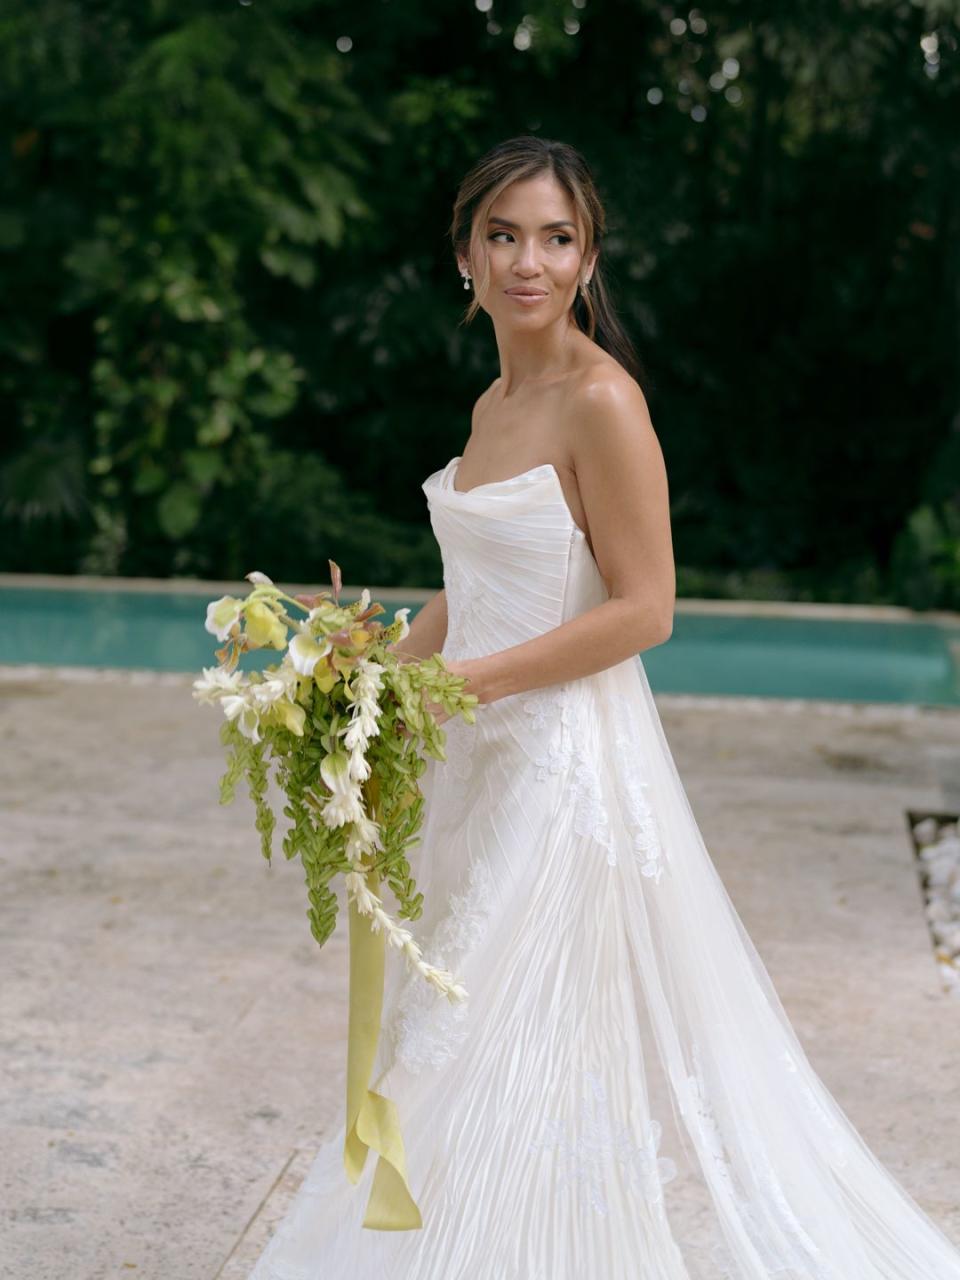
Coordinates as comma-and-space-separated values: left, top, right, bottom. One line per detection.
461, 172, 596, 328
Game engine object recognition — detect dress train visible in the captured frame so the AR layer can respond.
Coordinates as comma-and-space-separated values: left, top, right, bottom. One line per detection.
248, 455, 960, 1279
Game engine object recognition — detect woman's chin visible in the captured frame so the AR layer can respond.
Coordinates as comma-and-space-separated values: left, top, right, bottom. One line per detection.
495, 305, 557, 327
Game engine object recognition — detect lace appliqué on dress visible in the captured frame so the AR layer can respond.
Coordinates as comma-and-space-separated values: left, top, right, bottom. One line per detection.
528, 1068, 678, 1219
435, 712, 477, 812
611, 696, 667, 883
389, 856, 496, 1075
519, 687, 560, 732
526, 685, 617, 866
680, 1044, 840, 1280
781, 1046, 851, 1170
521, 685, 667, 880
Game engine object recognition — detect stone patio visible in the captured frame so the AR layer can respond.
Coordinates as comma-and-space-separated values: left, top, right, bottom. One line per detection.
1, 664, 959, 1279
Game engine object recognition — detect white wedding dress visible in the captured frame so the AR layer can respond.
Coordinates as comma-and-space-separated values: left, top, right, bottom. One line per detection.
249, 454, 960, 1280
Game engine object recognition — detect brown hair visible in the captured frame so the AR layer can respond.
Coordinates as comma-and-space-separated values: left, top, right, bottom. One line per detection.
449, 135, 649, 390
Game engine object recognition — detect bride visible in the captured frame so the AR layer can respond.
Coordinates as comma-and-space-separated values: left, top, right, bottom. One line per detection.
248, 135, 960, 1278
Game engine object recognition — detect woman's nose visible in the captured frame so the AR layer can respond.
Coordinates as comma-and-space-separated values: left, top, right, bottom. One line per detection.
513, 239, 542, 272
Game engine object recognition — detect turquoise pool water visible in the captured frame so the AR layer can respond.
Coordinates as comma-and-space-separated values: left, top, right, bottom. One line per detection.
0, 586, 957, 707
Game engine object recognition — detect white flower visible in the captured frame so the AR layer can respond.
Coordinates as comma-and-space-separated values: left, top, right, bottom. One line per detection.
343, 705, 380, 749
245, 570, 274, 585
392, 606, 411, 641
250, 663, 300, 709
345, 812, 381, 861
319, 751, 364, 827
357, 587, 371, 610
353, 658, 385, 694
321, 789, 365, 827
221, 693, 262, 743
345, 868, 380, 914
343, 864, 468, 1002
205, 595, 242, 641
347, 745, 372, 783
340, 657, 385, 769
288, 629, 333, 676
191, 665, 245, 704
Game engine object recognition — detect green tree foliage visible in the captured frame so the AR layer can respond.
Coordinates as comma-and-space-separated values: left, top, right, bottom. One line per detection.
0, 0, 958, 605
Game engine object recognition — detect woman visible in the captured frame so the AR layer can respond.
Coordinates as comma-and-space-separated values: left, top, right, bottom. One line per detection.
249, 136, 960, 1279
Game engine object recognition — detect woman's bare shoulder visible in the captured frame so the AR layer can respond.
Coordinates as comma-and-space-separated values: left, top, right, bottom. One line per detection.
570, 357, 648, 415
561, 359, 655, 469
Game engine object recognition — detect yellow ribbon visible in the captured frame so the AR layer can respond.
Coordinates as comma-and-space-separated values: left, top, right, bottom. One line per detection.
343, 780, 423, 1231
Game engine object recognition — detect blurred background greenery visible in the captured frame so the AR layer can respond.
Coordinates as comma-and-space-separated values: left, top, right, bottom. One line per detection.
0, 0, 958, 607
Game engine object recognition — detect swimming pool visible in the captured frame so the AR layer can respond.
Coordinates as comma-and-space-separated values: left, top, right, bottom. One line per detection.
0, 581, 957, 707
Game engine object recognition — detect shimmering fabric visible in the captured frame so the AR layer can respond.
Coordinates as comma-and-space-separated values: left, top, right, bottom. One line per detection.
249, 455, 960, 1279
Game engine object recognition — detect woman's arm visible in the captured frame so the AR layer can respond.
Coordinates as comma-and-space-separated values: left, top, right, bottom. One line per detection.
464, 373, 675, 705
387, 588, 448, 663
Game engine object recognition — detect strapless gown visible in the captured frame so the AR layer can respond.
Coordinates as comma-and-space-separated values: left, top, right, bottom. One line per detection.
248, 454, 960, 1279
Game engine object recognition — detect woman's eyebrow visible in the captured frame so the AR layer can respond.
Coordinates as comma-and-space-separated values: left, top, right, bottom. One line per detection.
486, 217, 577, 231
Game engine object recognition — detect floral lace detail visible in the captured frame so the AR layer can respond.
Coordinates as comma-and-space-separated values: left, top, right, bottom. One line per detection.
522, 686, 667, 879
435, 712, 478, 811
680, 1049, 736, 1195
389, 856, 496, 1074
780, 1046, 850, 1169
611, 698, 667, 883
527, 685, 617, 866
681, 1044, 840, 1279
519, 687, 561, 731
528, 1068, 678, 1218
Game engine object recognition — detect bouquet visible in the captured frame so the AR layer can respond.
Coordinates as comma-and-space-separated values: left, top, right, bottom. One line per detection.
192, 561, 478, 1231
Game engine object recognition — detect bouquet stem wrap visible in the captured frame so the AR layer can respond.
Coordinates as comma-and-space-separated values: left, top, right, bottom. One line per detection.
344, 864, 423, 1230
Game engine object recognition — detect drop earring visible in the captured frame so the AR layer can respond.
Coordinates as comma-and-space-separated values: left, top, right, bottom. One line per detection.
462, 270, 472, 291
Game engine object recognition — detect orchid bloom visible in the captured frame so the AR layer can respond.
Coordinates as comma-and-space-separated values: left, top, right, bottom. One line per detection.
205, 595, 243, 642
392, 607, 411, 641
289, 629, 334, 676
191, 665, 245, 705
250, 662, 300, 708
244, 600, 288, 650
221, 693, 262, 743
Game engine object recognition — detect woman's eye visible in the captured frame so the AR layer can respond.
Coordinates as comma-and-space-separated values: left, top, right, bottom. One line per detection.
488, 232, 573, 245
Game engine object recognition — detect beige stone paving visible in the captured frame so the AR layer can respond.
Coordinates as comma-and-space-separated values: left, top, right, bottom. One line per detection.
1, 668, 959, 1280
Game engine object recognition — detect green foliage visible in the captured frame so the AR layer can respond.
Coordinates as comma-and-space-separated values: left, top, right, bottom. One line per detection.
890, 500, 960, 610
218, 719, 252, 806
276, 733, 349, 947
0, 0, 958, 607
0, 0, 379, 574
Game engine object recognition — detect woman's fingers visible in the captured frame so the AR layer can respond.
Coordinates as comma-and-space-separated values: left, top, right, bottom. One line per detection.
396, 697, 450, 740
424, 697, 450, 727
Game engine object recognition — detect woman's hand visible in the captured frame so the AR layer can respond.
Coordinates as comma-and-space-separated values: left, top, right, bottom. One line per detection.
396, 658, 489, 737
424, 658, 487, 726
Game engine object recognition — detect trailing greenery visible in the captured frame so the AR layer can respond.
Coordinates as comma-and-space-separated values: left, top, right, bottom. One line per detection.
1, 0, 958, 607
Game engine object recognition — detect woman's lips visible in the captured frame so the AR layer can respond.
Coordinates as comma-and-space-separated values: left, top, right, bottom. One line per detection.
505, 289, 548, 306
